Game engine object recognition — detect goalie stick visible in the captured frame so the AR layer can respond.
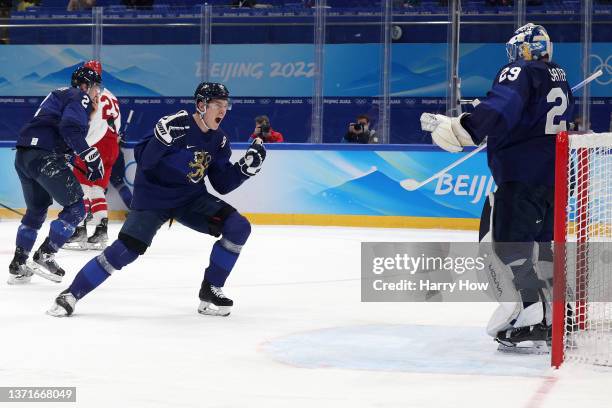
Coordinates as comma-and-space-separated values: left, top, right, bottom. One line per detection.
400, 69, 603, 191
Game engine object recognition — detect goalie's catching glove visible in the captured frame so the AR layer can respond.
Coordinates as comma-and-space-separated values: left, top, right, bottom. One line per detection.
238, 138, 266, 177
420, 112, 476, 153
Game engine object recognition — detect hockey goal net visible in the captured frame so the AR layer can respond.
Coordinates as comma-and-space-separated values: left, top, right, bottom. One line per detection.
553, 131, 612, 367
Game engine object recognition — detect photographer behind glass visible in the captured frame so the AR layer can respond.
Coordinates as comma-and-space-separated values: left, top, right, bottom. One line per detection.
249, 115, 284, 143
343, 114, 378, 144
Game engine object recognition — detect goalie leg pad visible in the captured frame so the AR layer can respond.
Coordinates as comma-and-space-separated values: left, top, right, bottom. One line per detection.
478, 193, 521, 309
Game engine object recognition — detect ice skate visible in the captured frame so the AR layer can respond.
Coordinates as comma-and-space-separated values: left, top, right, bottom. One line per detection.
7, 247, 34, 285
47, 289, 77, 317
494, 302, 551, 354
32, 238, 66, 283
198, 280, 233, 317
495, 323, 551, 354
63, 225, 89, 251
87, 218, 108, 250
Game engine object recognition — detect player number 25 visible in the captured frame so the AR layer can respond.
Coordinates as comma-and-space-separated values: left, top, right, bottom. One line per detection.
545, 87, 568, 134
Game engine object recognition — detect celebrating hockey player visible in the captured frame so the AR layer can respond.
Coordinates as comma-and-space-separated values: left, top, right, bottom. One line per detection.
420, 23, 574, 351
48, 82, 266, 317
7, 66, 104, 284
65, 60, 121, 250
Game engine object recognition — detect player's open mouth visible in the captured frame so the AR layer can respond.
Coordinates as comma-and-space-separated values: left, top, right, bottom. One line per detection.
215, 117, 222, 124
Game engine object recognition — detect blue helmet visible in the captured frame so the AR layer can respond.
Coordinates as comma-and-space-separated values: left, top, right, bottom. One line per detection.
506, 23, 553, 63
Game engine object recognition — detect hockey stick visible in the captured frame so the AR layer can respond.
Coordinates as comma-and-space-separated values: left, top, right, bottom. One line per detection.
0, 202, 24, 217
571, 69, 603, 93
400, 69, 604, 192
400, 144, 487, 191
120, 109, 134, 144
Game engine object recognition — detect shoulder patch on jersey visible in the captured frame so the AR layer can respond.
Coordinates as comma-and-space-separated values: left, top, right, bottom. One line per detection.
221, 135, 227, 149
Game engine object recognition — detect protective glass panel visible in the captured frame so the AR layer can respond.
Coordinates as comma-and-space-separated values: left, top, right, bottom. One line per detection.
0, 7, 94, 139
390, 0, 451, 144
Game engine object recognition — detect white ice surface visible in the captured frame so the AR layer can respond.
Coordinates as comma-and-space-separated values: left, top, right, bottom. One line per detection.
0, 221, 610, 408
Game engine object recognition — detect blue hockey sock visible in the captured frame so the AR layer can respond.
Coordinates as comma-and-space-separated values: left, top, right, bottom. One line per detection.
69, 239, 139, 299
204, 241, 239, 287
69, 257, 111, 300
204, 212, 251, 287
16, 209, 47, 252
16, 225, 38, 253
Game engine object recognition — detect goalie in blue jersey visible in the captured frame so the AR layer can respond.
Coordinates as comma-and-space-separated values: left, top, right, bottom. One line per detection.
421, 23, 574, 352
47, 82, 266, 317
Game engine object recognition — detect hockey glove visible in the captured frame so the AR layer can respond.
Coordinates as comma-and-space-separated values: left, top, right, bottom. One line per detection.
238, 139, 266, 177
78, 146, 104, 181
154, 110, 190, 146
420, 112, 475, 153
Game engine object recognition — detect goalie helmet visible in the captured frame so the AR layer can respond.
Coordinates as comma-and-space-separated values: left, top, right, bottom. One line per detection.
71, 66, 102, 89
194, 82, 231, 109
506, 23, 552, 63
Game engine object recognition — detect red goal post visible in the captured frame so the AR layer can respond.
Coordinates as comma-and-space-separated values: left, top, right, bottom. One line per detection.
552, 131, 612, 368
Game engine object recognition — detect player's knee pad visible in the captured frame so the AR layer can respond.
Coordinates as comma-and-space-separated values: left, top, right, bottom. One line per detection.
22, 208, 47, 230
118, 232, 148, 255
59, 200, 86, 226
97, 239, 140, 274
207, 204, 237, 237
220, 212, 251, 253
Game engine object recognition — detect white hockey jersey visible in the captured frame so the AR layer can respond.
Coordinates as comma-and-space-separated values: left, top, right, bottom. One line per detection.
87, 88, 121, 146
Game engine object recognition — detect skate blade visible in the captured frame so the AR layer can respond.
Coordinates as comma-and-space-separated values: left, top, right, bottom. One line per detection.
197, 301, 231, 317
7, 265, 34, 285
497, 340, 549, 355
30, 262, 63, 283
62, 242, 89, 251
87, 241, 107, 251
46, 304, 71, 317
7, 274, 32, 285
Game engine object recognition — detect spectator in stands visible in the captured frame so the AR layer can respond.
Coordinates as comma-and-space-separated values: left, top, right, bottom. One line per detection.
249, 115, 284, 143
343, 114, 378, 144
0, 1, 10, 44
232, 0, 257, 7
393, 0, 420, 8
16, 0, 41, 11
67, 0, 95, 11
121, 0, 154, 9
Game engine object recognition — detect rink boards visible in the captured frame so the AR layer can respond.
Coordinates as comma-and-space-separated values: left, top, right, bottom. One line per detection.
0, 143, 491, 229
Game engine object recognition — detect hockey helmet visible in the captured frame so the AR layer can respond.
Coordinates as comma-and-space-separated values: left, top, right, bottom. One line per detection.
84, 60, 102, 76
71, 66, 102, 89
194, 82, 231, 110
506, 23, 552, 63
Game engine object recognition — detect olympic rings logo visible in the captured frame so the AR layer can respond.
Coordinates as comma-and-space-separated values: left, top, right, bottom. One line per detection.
590, 54, 612, 85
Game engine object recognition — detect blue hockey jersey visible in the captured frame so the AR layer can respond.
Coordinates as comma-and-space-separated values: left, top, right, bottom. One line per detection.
131, 113, 248, 210
462, 59, 574, 187
17, 87, 93, 154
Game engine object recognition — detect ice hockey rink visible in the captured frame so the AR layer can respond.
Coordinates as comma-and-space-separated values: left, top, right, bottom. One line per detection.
0, 220, 610, 408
